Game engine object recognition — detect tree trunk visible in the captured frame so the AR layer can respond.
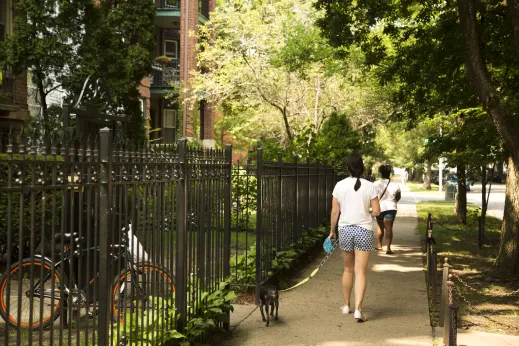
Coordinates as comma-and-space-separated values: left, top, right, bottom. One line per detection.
413, 168, 421, 182
36, 76, 48, 125
481, 165, 487, 237
493, 156, 519, 276
424, 161, 432, 189
497, 162, 504, 183
281, 106, 292, 143
455, 164, 467, 224
314, 75, 320, 131
457, 0, 519, 276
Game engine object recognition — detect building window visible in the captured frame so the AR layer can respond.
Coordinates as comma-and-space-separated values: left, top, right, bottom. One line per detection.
199, 0, 209, 18
140, 98, 146, 116
163, 40, 178, 60
0, 0, 7, 40
163, 108, 176, 143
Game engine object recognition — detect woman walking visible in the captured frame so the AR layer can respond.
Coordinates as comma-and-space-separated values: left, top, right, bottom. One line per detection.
328, 153, 380, 323
374, 165, 401, 254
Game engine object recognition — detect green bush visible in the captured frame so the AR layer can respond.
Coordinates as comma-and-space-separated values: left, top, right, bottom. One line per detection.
231, 168, 257, 232
0, 154, 64, 260
110, 280, 236, 346
182, 281, 236, 345
229, 245, 257, 285
111, 297, 184, 346
229, 226, 329, 286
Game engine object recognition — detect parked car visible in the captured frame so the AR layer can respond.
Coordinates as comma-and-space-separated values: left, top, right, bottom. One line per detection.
445, 173, 472, 191
430, 169, 449, 185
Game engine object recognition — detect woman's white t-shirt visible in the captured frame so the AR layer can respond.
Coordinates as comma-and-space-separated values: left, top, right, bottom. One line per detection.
332, 178, 378, 231
374, 179, 401, 212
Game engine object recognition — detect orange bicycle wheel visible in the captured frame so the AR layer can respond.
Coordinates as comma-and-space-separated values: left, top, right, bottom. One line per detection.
0, 258, 63, 329
112, 263, 175, 324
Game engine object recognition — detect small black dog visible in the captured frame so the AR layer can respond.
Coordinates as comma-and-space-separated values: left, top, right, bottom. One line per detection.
259, 285, 279, 326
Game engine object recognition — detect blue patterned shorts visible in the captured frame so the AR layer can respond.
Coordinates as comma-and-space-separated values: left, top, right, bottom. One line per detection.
338, 225, 374, 252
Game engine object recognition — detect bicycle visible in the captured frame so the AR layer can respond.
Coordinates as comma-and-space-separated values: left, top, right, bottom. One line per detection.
0, 225, 176, 330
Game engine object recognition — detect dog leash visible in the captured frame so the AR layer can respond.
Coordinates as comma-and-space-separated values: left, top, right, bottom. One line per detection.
279, 240, 338, 293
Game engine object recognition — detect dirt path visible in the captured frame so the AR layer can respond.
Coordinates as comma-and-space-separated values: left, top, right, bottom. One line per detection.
223, 190, 432, 346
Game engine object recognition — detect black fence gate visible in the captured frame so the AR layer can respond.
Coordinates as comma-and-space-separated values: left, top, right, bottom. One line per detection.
0, 126, 232, 346
0, 120, 339, 345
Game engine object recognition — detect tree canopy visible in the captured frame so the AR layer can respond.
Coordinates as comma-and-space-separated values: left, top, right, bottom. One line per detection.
315, 0, 519, 276
0, 0, 156, 141
191, 0, 392, 156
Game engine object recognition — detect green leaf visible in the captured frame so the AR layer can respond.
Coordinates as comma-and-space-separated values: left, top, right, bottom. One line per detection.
208, 307, 223, 314
166, 330, 186, 339
224, 291, 237, 301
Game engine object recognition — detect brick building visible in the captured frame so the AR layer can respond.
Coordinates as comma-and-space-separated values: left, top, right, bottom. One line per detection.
146, 0, 216, 147
1, 0, 216, 147
0, 0, 30, 147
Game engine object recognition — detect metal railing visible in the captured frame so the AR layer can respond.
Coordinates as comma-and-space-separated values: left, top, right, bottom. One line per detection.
0, 67, 15, 105
0, 126, 232, 345
228, 151, 336, 303
151, 60, 180, 87
156, 0, 180, 9
425, 214, 458, 346
0, 114, 339, 345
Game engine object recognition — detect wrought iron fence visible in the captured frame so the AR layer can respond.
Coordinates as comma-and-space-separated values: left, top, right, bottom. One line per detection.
228, 150, 337, 301
156, 0, 180, 9
151, 60, 180, 88
0, 128, 231, 346
0, 67, 15, 106
255, 151, 335, 302
0, 122, 339, 345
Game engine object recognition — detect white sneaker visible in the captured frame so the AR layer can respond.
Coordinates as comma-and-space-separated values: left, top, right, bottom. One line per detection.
340, 306, 350, 314
354, 310, 366, 322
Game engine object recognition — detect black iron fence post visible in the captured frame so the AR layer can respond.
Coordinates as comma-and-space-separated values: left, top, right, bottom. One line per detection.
176, 138, 188, 331
293, 155, 298, 245
306, 158, 310, 234
325, 161, 328, 218
316, 159, 320, 225
223, 144, 232, 331
224, 144, 232, 277
427, 230, 437, 304
255, 148, 263, 305
427, 212, 432, 239
277, 152, 282, 251
98, 127, 113, 346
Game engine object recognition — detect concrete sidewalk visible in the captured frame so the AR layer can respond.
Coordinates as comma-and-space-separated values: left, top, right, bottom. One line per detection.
223, 191, 432, 346
224, 186, 519, 345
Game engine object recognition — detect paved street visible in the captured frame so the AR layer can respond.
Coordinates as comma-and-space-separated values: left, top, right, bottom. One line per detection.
410, 183, 505, 220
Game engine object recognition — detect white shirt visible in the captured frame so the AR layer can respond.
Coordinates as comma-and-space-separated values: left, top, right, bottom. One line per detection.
374, 179, 401, 212
332, 178, 378, 231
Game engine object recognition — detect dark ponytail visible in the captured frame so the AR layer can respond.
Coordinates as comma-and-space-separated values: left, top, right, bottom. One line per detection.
347, 153, 365, 191
379, 165, 392, 179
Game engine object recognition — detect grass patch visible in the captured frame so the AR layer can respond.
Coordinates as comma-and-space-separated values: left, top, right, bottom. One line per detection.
416, 200, 519, 336
408, 181, 440, 193
230, 231, 256, 251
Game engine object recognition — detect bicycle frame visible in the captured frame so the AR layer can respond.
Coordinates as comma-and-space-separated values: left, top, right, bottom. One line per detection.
28, 242, 139, 306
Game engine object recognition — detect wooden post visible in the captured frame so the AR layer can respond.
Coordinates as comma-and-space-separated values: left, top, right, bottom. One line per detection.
439, 258, 450, 327
443, 278, 456, 346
